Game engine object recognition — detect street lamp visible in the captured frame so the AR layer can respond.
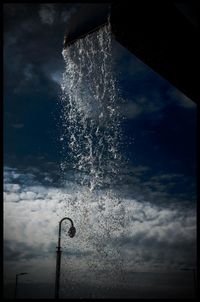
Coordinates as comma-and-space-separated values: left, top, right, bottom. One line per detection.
55, 217, 76, 299
14, 272, 28, 299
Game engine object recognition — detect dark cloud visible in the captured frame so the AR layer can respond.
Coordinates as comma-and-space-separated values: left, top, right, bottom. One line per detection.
4, 3, 71, 98
4, 4, 71, 165
4, 240, 50, 262
113, 163, 196, 208
39, 4, 57, 25
38, 4, 78, 26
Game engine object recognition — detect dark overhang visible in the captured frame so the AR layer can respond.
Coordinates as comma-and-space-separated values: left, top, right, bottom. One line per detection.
64, 2, 199, 104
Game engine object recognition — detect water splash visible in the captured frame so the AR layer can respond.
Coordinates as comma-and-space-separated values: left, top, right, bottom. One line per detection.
58, 22, 126, 298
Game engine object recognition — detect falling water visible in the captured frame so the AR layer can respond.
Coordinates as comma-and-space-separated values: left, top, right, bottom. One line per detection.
58, 21, 126, 298
61, 22, 122, 191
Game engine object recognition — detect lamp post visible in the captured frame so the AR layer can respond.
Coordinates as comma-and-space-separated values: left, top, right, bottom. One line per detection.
55, 217, 76, 299
14, 273, 28, 299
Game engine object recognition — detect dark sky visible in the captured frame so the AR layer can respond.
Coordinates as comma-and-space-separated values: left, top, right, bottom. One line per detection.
3, 3, 197, 299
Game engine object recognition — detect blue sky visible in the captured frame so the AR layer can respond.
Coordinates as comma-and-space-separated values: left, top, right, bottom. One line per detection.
3, 3, 197, 299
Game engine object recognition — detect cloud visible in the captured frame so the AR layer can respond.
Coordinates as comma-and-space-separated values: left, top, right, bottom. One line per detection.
4, 4, 66, 98
60, 7, 78, 24
11, 124, 24, 129
23, 64, 33, 81
167, 87, 196, 109
38, 4, 78, 26
119, 93, 167, 120
39, 4, 57, 25
4, 183, 20, 192
120, 102, 142, 119
115, 164, 196, 207
4, 166, 196, 288
50, 71, 62, 85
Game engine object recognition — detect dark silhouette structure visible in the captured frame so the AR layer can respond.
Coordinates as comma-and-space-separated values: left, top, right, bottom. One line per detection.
64, 2, 198, 103
14, 273, 28, 299
55, 217, 76, 299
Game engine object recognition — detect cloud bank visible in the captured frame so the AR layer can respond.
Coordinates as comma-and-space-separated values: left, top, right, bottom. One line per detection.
4, 165, 196, 289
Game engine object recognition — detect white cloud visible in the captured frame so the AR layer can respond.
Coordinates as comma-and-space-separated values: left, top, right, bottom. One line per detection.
4, 192, 20, 203
4, 166, 196, 286
20, 191, 37, 200
4, 183, 20, 193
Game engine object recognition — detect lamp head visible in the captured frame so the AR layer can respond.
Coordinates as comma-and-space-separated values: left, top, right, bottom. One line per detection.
68, 226, 76, 238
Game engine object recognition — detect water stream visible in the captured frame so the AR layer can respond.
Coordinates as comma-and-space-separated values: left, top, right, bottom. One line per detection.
58, 21, 126, 297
